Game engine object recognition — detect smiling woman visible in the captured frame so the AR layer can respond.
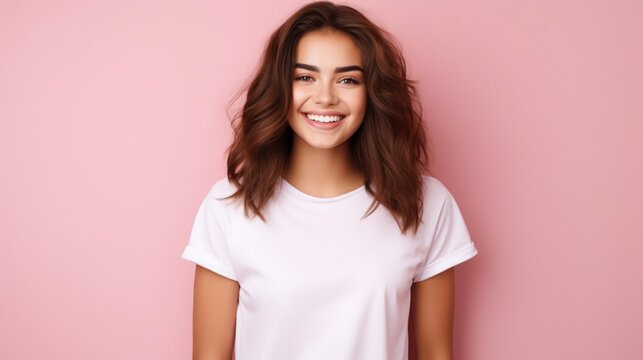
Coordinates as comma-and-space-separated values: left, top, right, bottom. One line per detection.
181, 1, 478, 359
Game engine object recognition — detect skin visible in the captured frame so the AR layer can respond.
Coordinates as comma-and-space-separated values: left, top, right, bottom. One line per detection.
411, 267, 456, 360
191, 28, 455, 360
192, 265, 238, 360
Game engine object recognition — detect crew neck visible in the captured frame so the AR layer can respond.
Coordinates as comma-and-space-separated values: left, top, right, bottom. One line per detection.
281, 178, 366, 203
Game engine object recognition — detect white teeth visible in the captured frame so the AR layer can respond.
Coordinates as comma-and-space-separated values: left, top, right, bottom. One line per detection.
306, 113, 344, 123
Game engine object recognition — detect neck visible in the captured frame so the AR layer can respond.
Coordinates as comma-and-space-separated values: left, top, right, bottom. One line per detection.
284, 136, 364, 198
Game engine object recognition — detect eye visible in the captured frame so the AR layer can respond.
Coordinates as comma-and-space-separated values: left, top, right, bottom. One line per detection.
295, 75, 313, 82
339, 77, 360, 85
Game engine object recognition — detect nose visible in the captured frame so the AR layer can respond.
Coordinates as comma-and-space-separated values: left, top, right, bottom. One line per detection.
312, 80, 338, 106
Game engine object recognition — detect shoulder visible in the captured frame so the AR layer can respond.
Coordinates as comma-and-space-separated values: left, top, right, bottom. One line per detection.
421, 175, 451, 204
206, 176, 240, 199
200, 176, 243, 216
420, 174, 466, 222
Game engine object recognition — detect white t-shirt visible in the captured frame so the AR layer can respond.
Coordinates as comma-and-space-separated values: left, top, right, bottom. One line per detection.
182, 174, 478, 360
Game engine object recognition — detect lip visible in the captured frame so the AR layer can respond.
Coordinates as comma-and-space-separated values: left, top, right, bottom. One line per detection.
301, 111, 345, 130
303, 111, 347, 116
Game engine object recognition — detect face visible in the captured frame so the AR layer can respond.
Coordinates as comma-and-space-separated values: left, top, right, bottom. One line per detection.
287, 29, 367, 151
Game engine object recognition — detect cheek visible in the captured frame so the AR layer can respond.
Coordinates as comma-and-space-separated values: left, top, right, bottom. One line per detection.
348, 90, 367, 116
289, 89, 304, 123
291, 85, 308, 106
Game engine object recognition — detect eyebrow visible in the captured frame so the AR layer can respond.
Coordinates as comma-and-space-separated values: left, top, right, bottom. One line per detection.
294, 63, 364, 73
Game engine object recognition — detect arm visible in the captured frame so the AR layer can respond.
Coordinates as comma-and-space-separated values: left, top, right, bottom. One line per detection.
192, 265, 240, 360
410, 267, 455, 360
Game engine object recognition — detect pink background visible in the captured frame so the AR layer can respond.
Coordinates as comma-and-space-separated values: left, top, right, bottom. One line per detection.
1, 0, 642, 359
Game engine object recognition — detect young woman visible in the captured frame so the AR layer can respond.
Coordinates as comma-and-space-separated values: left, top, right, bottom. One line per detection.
182, 2, 478, 359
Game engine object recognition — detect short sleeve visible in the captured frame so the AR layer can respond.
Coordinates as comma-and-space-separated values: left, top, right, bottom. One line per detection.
181, 187, 238, 281
413, 182, 478, 282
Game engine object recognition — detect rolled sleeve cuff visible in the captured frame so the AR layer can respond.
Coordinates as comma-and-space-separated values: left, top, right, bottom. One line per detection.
413, 243, 478, 283
181, 245, 238, 281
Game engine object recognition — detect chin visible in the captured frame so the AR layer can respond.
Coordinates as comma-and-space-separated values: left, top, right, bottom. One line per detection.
305, 140, 342, 150
296, 134, 347, 150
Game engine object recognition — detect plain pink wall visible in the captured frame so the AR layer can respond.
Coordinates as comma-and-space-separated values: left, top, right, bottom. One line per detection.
1, 0, 641, 359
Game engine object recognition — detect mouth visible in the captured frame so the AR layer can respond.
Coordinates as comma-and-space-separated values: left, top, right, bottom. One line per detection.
303, 112, 346, 123
301, 112, 346, 130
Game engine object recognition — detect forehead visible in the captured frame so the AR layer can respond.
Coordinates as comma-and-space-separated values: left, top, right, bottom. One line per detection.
295, 29, 362, 67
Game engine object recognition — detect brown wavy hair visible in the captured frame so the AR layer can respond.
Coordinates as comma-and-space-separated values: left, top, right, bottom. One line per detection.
225, 1, 431, 235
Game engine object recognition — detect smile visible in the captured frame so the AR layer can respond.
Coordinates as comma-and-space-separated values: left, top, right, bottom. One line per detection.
305, 113, 345, 123
301, 112, 346, 130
